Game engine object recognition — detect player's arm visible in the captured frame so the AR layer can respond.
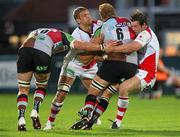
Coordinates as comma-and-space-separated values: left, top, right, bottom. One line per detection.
70, 40, 103, 51
105, 30, 151, 54
71, 27, 104, 51
105, 40, 142, 54
62, 31, 103, 51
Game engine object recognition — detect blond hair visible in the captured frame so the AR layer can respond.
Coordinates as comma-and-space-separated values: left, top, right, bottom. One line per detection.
99, 3, 116, 20
73, 7, 88, 20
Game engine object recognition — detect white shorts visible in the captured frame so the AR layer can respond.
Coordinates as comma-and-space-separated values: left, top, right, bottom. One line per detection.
60, 59, 98, 80
135, 69, 156, 91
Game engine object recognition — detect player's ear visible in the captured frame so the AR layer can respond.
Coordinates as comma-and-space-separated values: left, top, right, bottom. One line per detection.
76, 19, 81, 24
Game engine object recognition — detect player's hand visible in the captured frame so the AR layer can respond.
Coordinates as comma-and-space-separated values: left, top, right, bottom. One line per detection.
104, 40, 118, 53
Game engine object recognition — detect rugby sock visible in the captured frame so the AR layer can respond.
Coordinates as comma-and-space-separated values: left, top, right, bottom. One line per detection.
17, 94, 28, 119
33, 87, 46, 112
84, 94, 97, 113
48, 101, 63, 123
92, 97, 109, 120
115, 96, 129, 127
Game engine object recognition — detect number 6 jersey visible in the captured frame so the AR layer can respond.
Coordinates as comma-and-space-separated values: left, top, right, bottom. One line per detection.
100, 17, 138, 65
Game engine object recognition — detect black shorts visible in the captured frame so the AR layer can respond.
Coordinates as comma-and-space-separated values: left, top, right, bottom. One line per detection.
97, 60, 137, 84
17, 47, 51, 73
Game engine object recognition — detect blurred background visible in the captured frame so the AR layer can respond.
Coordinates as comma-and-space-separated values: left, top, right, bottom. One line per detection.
0, 0, 179, 97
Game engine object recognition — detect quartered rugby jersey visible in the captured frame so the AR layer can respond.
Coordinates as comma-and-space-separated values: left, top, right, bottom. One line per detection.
28, 28, 74, 56
95, 17, 138, 65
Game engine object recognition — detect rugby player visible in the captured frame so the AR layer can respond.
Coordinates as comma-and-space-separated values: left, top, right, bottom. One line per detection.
43, 7, 103, 130
84, 10, 160, 129
16, 28, 103, 131
71, 3, 138, 130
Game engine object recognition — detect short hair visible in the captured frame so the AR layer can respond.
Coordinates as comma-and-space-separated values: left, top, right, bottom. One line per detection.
73, 6, 88, 20
99, 3, 116, 19
130, 10, 148, 25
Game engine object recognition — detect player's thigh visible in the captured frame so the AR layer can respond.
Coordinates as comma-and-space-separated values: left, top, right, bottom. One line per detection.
34, 72, 50, 88
17, 72, 33, 82
81, 78, 93, 89
58, 75, 75, 85
119, 76, 141, 96
17, 72, 33, 94
34, 72, 50, 81
33, 50, 51, 74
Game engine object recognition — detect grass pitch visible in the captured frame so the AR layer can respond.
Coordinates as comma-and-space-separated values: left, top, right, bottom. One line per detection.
0, 93, 180, 137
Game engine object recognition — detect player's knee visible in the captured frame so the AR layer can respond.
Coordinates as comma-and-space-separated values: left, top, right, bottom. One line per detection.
57, 83, 71, 93
18, 80, 30, 93
119, 84, 129, 96
36, 79, 48, 88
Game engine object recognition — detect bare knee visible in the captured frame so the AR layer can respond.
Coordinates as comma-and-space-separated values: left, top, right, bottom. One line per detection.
54, 91, 68, 103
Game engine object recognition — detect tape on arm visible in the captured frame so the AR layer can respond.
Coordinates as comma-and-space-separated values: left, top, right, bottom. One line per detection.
69, 40, 76, 49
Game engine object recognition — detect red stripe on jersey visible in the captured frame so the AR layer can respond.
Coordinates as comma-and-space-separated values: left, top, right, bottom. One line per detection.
47, 29, 62, 43
36, 90, 46, 95
129, 27, 136, 40
146, 27, 152, 37
118, 107, 127, 112
114, 17, 130, 23
139, 53, 156, 83
92, 20, 98, 24
82, 60, 96, 69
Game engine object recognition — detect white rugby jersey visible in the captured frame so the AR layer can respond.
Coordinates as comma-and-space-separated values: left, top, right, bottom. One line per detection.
135, 27, 160, 83
101, 17, 137, 65
64, 20, 102, 65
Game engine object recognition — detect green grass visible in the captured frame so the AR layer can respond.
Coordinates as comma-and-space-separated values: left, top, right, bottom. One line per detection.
0, 93, 180, 137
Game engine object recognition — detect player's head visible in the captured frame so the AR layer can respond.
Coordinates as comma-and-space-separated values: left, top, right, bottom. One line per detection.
99, 3, 116, 21
130, 10, 148, 34
73, 6, 92, 26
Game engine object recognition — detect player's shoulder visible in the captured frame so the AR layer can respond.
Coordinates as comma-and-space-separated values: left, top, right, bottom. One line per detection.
140, 27, 152, 38
92, 20, 103, 26
71, 27, 80, 35
114, 17, 130, 23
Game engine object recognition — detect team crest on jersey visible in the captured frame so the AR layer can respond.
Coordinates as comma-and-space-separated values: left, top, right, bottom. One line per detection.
115, 22, 130, 28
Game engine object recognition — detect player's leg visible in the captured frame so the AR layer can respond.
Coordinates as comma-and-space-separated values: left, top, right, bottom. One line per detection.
81, 77, 102, 125
85, 84, 118, 129
111, 77, 140, 129
30, 73, 50, 129
30, 49, 51, 129
71, 75, 109, 130
44, 75, 75, 130
112, 68, 153, 129
17, 72, 33, 131
16, 47, 34, 131
71, 60, 125, 129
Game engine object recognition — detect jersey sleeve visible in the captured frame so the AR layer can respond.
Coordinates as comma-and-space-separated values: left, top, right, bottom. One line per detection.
134, 30, 152, 47
93, 26, 102, 38
62, 31, 75, 46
